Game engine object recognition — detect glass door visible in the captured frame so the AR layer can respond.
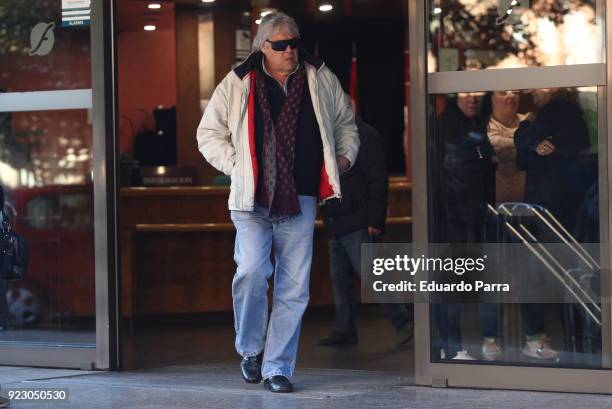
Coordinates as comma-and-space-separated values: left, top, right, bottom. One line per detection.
410, 0, 612, 392
0, 0, 118, 369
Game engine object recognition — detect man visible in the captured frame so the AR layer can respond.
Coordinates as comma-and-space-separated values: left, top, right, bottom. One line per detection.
317, 105, 413, 347
196, 12, 359, 393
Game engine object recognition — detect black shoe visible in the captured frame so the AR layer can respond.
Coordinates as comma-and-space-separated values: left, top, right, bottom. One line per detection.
264, 375, 293, 393
240, 353, 263, 384
316, 333, 358, 347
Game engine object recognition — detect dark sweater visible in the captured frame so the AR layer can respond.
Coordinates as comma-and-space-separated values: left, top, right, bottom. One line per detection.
254, 64, 323, 198
321, 116, 388, 237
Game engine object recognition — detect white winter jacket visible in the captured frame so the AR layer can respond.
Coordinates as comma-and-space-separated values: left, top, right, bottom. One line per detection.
196, 50, 360, 211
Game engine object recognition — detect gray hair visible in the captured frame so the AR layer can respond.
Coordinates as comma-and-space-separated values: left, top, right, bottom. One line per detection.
251, 12, 300, 52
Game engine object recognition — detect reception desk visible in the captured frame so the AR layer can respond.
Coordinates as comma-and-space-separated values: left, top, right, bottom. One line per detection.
120, 177, 412, 317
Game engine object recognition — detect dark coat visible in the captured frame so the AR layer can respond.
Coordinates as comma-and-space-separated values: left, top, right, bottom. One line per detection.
433, 102, 496, 243
514, 96, 592, 231
321, 116, 388, 237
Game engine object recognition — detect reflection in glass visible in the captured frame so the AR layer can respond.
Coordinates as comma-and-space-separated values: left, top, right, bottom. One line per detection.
428, 86, 601, 367
0, 109, 94, 346
428, 0, 601, 71
0, 1, 91, 92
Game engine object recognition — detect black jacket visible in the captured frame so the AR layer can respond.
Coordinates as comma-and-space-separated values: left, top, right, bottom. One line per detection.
514, 96, 592, 230
432, 102, 496, 243
321, 116, 388, 237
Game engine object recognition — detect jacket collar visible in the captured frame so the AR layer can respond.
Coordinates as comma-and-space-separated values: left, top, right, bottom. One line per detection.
233, 48, 324, 80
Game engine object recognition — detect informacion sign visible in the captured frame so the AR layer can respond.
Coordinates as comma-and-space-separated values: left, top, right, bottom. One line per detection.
61, 0, 91, 27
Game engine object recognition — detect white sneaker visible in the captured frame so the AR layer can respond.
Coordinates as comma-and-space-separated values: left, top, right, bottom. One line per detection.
481, 337, 503, 361
452, 350, 476, 360
522, 335, 560, 360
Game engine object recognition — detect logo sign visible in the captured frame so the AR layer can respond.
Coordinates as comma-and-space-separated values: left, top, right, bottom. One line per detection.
61, 0, 91, 27
29, 22, 55, 56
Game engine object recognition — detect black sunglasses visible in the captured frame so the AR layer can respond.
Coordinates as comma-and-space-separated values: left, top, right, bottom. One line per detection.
265, 38, 300, 52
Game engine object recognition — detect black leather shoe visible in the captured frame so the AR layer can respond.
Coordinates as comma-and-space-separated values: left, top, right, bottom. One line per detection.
264, 375, 293, 393
316, 333, 358, 347
240, 353, 263, 384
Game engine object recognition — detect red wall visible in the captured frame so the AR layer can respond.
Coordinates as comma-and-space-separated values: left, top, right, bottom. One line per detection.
117, 26, 177, 155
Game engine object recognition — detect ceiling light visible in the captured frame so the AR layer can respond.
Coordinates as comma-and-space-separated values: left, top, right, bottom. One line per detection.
148, 3, 161, 9
319, 3, 333, 12
433, 7, 442, 14
255, 19, 262, 25
201, 0, 215, 3
144, 25, 156, 31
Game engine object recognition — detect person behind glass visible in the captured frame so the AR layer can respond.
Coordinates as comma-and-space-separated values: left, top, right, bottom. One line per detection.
317, 98, 413, 348
0, 184, 9, 332
513, 88, 590, 360
196, 12, 359, 393
483, 90, 528, 204
474, 90, 530, 361
433, 91, 495, 360
515, 88, 590, 231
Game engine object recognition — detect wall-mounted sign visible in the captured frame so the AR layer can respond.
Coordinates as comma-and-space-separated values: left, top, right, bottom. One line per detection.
61, 0, 91, 27
235, 29, 251, 63
140, 167, 197, 187
29, 22, 56, 56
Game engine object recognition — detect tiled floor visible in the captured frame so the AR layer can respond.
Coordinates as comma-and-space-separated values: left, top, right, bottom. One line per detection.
1, 307, 611, 408
1, 364, 612, 409
123, 306, 413, 372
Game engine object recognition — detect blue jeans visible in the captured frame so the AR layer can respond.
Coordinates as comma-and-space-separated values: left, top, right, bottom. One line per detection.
230, 195, 317, 380
480, 303, 502, 339
329, 228, 410, 336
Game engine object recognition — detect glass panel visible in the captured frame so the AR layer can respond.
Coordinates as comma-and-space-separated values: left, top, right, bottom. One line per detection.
427, 86, 603, 368
0, 0, 95, 347
428, 0, 602, 71
0, 1, 91, 92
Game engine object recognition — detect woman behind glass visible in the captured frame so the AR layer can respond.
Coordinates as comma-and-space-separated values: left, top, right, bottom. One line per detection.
476, 90, 530, 361
484, 90, 528, 203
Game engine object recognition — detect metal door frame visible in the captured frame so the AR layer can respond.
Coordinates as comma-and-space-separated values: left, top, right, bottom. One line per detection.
0, 0, 120, 370
410, 0, 612, 393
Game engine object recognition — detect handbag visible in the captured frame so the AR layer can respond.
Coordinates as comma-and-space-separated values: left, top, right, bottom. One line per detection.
0, 210, 28, 280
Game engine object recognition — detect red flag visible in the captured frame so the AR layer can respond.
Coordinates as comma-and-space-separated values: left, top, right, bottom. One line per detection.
349, 42, 359, 112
